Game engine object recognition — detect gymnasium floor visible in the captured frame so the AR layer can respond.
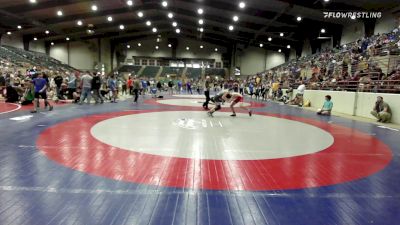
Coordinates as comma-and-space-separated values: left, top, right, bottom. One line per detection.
0, 94, 399, 225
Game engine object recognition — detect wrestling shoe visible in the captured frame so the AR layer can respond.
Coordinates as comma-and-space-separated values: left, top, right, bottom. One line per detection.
249, 110, 252, 117
207, 112, 213, 117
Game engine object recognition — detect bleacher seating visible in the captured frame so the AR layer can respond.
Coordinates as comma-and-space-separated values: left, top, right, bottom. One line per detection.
205, 68, 225, 76
141, 66, 160, 77
118, 65, 142, 74
186, 68, 202, 79
160, 67, 182, 77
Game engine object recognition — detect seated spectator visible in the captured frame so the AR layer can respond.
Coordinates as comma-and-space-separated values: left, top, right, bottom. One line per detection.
371, 96, 391, 123
5, 85, 19, 103
317, 95, 333, 115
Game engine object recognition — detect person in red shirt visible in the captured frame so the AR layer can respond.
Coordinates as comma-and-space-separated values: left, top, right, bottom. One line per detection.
127, 76, 133, 95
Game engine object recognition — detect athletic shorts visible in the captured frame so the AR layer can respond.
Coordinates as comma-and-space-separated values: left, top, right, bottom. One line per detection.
34, 92, 47, 99
233, 96, 243, 104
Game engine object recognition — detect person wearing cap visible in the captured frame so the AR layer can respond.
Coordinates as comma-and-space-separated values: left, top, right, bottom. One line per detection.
317, 95, 333, 115
371, 96, 391, 123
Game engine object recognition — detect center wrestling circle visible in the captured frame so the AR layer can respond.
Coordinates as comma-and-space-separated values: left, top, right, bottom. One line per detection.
36, 109, 393, 191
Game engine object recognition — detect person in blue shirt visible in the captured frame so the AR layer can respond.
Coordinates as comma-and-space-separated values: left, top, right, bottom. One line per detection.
108, 75, 117, 103
317, 95, 333, 115
31, 72, 53, 113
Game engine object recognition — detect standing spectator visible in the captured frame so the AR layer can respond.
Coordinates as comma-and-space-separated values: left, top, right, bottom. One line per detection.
108, 75, 118, 103
79, 72, 93, 104
127, 76, 133, 95
53, 73, 64, 100
371, 96, 391, 123
133, 76, 140, 103
317, 95, 333, 115
67, 71, 77, 99
31, 72, 53, 113
168, 80, 174, 95
186, 80, 193, 94
202, 76, 211, 110
91, 72, 103, 104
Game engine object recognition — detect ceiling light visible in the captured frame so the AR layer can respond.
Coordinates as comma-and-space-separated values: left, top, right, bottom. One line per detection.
152, 27, 157, 33
127, 45, 131, 48
137, 11, 143, 17
200, 45, 204, 49
233, 15, 239, 22
77, 20, 83, 26
321, 28, 326, 33
297, 16, 302, 21
162, 1, 168, 7
324, 0, 330, 2
197, 8, 203, 15
199, 27, 204, 32
45, 30, 50, 34
259, 43, 263, 47
198, 19, 204, 25
107, 16, 113, 22
17, 25, 22, 29
146, 21, 151, 26
228, 25, 234, 31
168, 12, 173, 18
278, 49, 281, 52
287, 45, 290, 49
186, 46, 189, 50
57, 10, 63, 16
6, 31, 11, 35
172, 21, 177, 27
168, 44, 172, 47
239, 2, 246, 9
127, 0, 133, 6
138, 43, 141, 46
215, 48, 218, 52
175, 28, 180, 33
119, 24, 125, 30
66, 37, 70, 41
280, 33, 284, 37
33, 37, 37, 41
29, 0, 37, 3
155, 46, 159, 49
51, 42, 54, 46
91, 5, 98, 11
268, 37, 272, 41
157, 38, 160, 42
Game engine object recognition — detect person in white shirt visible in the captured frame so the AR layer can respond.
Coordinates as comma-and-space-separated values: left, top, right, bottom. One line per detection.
288, 82, 305, 106
79, 72, 93, 104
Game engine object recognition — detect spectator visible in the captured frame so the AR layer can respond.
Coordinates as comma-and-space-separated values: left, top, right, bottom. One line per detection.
317, 95, 333, 115
79, 72, 93, 104
371, 96, 391, 123
91, 72, 103, 104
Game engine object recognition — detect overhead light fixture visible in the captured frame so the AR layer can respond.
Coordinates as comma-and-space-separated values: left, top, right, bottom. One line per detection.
7, 31, 11, 35
215, 48, 218, 52
155, 46, 159, 50
29, 0, 37, 3
197, 8, 203, 15
186, 46, 189, 50
280, 33, 284, 37
119, 24, 125, 30
66, 37, 70, 41
278, 49, 281, 52
175, 28, 181, 33
51, 42, 54, 46
172, 21, 177, 27
200, 45, 204, 49
233, 15, 239, 22
162, 1, 168, 7
287, 45, 290, 49
268, 37, 272, 41
127, 45, 131, 48
168, 12, 173, 18
259, 43, 263, 47
228, 25, 234, 31
17, 25, 22, 29
33, 37, 37, 41
45, 30, 50, 34
198, 19, 204, 25
152, 27, 157, 33
168, 44, 172, 47
137, 11, 144, 17
57, 10, 63, 16
157, 38, 160, 42
138, 43, 142, 46
239, 2, 246, 9
127, 0, 133, 6
297, 16, 302, 21
107, 16, 113, 22
324, 0, 330, 2
321, 28, 326, 33
146, 21, 151, 26
91, 5, 98, 11
77, 20, 83, 26
199, 27, 204, 32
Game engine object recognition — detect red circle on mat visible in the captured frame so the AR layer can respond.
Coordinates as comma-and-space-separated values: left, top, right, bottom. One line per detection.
36, 109, 393, 191
0, 102, 21, 114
